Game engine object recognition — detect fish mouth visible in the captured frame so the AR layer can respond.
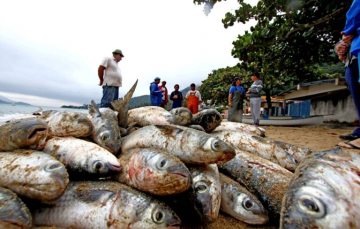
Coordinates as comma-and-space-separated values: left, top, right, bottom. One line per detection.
107, 163, 121, 172
167, 223, 181, 229
28, 126, 47, 140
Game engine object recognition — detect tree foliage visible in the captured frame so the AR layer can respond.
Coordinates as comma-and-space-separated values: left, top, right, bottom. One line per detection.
194, 0, 352, 111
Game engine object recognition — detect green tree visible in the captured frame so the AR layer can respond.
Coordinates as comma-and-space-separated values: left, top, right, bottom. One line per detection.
194, 0, 352, 113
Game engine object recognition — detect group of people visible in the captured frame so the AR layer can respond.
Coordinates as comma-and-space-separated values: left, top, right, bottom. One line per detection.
335, 0, 360, 150
150, 77, 202, 114
228, 73, 263, 126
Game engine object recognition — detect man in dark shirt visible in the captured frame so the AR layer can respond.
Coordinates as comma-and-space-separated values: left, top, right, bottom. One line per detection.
170, 84, 183, 109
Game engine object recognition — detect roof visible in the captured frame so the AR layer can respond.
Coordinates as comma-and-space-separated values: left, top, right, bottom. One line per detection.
275, 78, 347, 101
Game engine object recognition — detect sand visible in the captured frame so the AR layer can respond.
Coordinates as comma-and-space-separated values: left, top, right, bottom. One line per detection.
185, 124, 358, 229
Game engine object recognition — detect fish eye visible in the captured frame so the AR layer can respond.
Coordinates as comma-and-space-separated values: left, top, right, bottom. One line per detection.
94, 161, 104, 172
242, 198, 254, 210
100, 132, 110, 141
152, 208, 165, 224
297, 195, 325, 218
211, 140, 220, 150
156, 159, 167, 170
194, 181, 208, 193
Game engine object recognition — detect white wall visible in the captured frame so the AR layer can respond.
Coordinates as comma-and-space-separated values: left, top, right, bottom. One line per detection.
311, 94, 358, 123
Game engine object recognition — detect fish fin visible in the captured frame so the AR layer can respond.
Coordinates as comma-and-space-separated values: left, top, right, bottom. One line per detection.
74, 189, 116, 203
111, 80, 138, 128
88, 100, 101, 117
252, 135, 273, 144
155, 125, 183, 136
32, 107, 43, 115
40, 110, 56, 119
111, 79, 138, 112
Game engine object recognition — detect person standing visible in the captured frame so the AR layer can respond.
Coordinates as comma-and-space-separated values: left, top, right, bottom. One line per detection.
185, 83, 202, 114
98, 49, 124, 109
150, 77, 163, 106
336, 0, 360, 148
170, 84, 183, 109
247, 73, 263, 126
158, 81, 169, 108
228, 77, 246, 122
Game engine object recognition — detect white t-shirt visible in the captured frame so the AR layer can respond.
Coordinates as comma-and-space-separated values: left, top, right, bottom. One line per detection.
185, 90, 202, 101
101, 57, 122, 87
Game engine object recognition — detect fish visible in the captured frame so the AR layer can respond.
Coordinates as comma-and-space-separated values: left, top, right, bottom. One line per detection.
280, 147, 360, 229
121, 125, 235, 165
170, 107, 192, 126
114, 148, 191, 195
40, 110, 93, 138
219, 149, 293, 218
0, 118, 48, 152
219, 173, 269, 225
0, 150, 69, 203
0, 187, 32, 229
111, 79, 138, 128
188, 164, 221, 223
190, 109, 222, 133
128, 106, 174, 126
273, 140, 311, 167
43, 137, 121, 175
187, 125, 205, 132
88, 100, 121, 154
32, 181, 181, 229
211, 130, 299, 171
214, 121, 266, 137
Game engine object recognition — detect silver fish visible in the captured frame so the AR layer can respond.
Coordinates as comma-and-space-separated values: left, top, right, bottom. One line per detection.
280, 147, 360, 229
128, 106, 174, 126
214, 121, 266, 137
33, 181, 181, 229
0, 187, 32, 229
43, 137, 121, 175
170, 108, 192, 126
187, 125, 205, 132
0, 118, 47, 152
219, 173, 268, 225
114, 148, 190, 195
219, 149, 293, 218
111, 79, 138, 128
188, 164, 221, 223
40, 110, 93, 138
121, 125, 235, 165
0, 150, 69, 203
190, 109, 222, 133
88, 100, 121, 154
211, 130, 299, 171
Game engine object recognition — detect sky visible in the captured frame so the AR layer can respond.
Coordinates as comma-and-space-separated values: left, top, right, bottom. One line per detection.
0, 0, 258, 107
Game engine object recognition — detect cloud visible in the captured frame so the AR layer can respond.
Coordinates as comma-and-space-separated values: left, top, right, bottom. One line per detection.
0, 0, 257, 107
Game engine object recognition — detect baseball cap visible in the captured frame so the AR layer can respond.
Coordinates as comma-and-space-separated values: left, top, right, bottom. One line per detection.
112, 49, 124, 57
154, 77, 161, 81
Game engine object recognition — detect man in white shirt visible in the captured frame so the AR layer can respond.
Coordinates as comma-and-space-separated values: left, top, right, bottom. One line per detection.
98, 49, 124, 109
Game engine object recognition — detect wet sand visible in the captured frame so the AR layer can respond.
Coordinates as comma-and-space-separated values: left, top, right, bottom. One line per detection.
185, 124, 358, 229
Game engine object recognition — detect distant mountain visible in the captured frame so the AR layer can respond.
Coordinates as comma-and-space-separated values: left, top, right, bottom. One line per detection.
129, 86, 191, 108
0, 95, 32, 106
0, 95, 15, 103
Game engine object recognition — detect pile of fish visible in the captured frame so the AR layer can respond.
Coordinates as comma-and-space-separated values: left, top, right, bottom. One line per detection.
0, 80, 359, 229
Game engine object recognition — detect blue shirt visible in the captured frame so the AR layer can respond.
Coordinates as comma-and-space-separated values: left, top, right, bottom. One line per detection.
149, 82, 162, 106
229, 86, 246, 96
343, 0, 360, 56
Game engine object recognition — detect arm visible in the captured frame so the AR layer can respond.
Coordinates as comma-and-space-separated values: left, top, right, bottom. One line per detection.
343, 0, 360, 36
228, 93, 233, 107
98, 65, 106, 86
170, 92, 174, 101
150, 84, 162, 95
250, 82, 263, 94
185, 91, 190, 100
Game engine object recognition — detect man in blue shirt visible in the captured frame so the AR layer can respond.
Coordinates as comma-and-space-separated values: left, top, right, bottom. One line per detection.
150, 77, 162, 106
228, 77, 246, 122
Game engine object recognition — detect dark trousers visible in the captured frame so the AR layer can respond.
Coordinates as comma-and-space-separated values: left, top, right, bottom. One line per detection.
345, 60, 360, 135
100, 86, 119, 109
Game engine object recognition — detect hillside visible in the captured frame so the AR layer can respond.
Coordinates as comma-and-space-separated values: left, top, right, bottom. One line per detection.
129, 86, 191, 108
0, 99, 31, 106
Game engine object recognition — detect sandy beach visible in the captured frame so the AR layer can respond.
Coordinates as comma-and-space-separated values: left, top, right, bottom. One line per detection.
187, 124, 358, 229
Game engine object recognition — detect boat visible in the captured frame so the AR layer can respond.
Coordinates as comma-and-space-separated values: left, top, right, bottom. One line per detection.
241, 115, 323, 126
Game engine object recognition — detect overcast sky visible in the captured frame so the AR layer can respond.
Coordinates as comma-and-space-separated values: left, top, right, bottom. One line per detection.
0, 0, 257, 107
